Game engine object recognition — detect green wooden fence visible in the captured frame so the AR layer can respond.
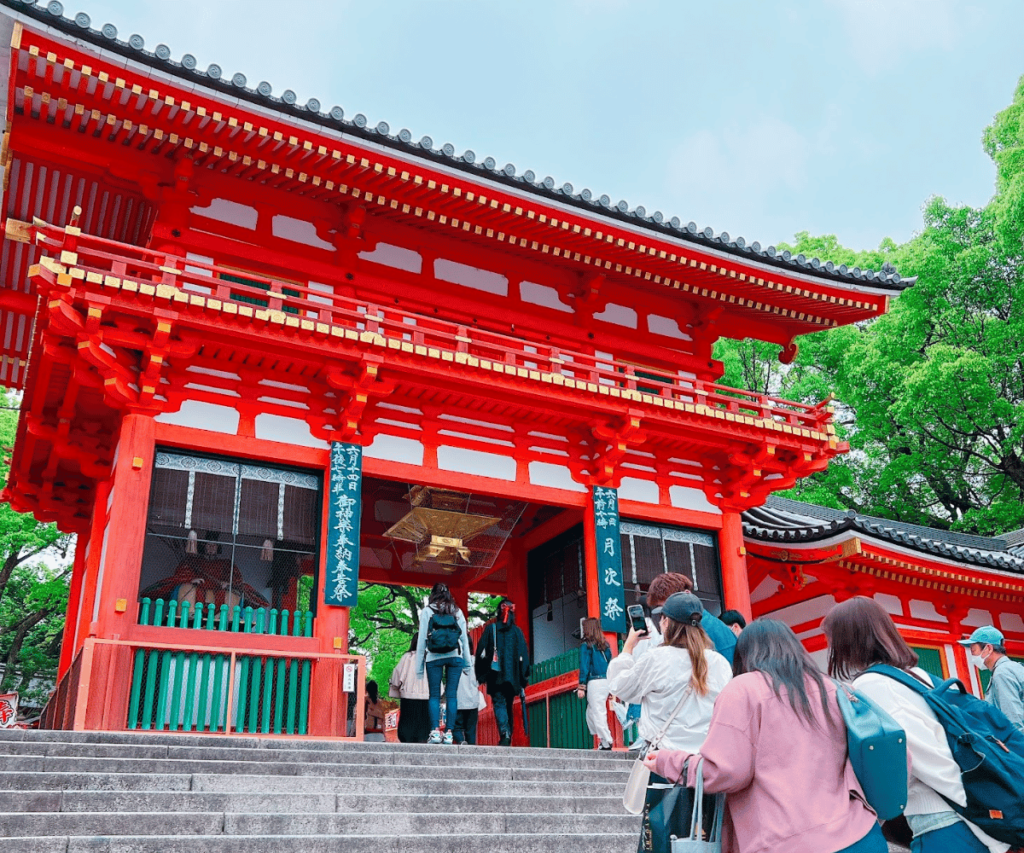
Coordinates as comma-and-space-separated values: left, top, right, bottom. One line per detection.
526, 647, 595, 749
138, 598, 313, 636
128, 600, 314, 734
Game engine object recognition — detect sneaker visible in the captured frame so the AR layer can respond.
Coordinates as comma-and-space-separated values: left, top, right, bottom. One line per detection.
598, 743, 613, 750
443, 730, 454, 745
428, 729, 442, 745
498, 733, 511, 746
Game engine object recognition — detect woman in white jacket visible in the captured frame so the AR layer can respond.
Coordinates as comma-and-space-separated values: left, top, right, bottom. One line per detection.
389, 632, 431, 744
607, 591, 732, 752
823, 597, 1009, 853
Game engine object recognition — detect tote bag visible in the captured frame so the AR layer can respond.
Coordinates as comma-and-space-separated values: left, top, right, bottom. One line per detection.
670, 759, 724, 853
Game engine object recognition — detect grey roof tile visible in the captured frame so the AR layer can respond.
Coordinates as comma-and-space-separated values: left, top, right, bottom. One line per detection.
743, 496, 1024, 575
3, 0, 915, 293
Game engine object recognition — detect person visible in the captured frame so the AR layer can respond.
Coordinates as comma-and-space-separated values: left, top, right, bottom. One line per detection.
453, 635, 486, 745
475, 598, 530, 746
577, 616, 614, 750
720, 609, 747, 638
823, 597, 1010, 853
415, 582, 472, 745
389, 632, 431, 744
958, 625, 1024, 734
644, 573, 737, 665
363, 680, 386, 742
606, 590, 732, 752
644, 619, 886, 853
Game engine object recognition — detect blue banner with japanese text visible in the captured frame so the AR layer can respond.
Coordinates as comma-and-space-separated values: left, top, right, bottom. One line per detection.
592, 486, 626, 632
325, 441, 362, 607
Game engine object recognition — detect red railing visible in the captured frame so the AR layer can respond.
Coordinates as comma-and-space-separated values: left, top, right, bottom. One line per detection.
31, 218, 836, 435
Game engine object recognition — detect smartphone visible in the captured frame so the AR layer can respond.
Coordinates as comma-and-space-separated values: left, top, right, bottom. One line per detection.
626, 604, 647, 634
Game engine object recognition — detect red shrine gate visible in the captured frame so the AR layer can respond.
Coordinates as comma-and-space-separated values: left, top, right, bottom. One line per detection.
0, 4, 912, 739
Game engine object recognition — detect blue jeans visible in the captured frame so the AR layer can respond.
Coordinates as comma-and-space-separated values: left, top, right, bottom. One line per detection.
425, 657, 463, 731
910, 820, 989, 853
491, 683, 516, 737
836, 824, 887, 853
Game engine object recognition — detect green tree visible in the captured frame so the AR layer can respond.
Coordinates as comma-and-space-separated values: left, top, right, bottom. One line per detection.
0, 392, 72, 704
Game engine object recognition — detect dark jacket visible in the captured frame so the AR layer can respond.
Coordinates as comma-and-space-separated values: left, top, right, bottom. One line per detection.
578, 642, 612, 685
701, 609, 737, 665
475, 620, 530, 694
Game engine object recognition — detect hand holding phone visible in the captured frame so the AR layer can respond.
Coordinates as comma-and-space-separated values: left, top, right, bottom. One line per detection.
626, 604, 648, 635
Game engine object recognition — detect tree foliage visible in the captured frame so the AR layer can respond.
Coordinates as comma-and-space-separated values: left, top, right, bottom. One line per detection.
0, 393, 72, 705
715, 74, 1024, 536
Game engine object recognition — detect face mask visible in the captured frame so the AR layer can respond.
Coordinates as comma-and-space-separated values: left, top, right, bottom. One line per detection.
969, 653, 988, 670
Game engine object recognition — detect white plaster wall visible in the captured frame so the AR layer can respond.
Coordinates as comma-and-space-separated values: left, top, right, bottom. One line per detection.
520, 281, 572, 313
909, 600, 943, 622
528, 461, 586, 493
749, 575, 779, 604
271, 215, 334, 250
434, 258, 507, 296
155, 401, 241, 435
763, 594, 837, 629
874, 593, 904, 616
669, 485, 720, 514
964, 608, 994, 628
358, 242, 422, 273
190, 198, 258, 229
647, 315, 692, 341
1002, 613, 1024, 633
618, 476, 659, 505
593, 303, 637, 328
436, 445, 516, 482
253, 414, 329, 449
364, 434, 425, 466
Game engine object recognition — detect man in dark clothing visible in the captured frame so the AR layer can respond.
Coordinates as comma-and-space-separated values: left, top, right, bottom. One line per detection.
475, 598, 530, 745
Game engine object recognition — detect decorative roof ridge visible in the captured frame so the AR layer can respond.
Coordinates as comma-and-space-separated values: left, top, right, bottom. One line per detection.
745, 496, 1024, 574
2, 0, 916, 295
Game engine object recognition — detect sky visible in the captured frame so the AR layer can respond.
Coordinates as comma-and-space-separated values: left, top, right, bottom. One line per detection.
63, 0, 1024, 253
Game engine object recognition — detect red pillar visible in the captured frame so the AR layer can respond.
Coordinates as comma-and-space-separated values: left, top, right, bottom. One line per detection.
76, 478, 112, 650
719, 510, 752, 621
57, 537, 89, 678
93, 414, 156, 638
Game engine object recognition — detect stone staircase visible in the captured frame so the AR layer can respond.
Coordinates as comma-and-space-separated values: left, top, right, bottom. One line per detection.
0, 729, 638, 852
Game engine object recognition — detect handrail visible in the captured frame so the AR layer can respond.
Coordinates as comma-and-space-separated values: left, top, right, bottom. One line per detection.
27, 217, 836, 434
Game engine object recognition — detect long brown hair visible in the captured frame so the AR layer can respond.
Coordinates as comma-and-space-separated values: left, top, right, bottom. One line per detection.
581, 617, 609, 652
661, 616, 712, 696
822, 596, 918, 680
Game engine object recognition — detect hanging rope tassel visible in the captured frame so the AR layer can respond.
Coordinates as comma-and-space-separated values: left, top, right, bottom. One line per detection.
261, 539, 274, 561
186, 530, 198, 554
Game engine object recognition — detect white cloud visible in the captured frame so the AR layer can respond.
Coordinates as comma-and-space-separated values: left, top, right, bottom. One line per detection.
827, 0, 962, 73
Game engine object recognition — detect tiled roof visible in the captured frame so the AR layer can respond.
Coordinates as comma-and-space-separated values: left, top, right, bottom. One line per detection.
743, 496, 1024, 574
2, 0, 914, 295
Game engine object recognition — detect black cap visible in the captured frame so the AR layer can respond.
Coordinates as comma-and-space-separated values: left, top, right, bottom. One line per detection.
659, 591, 704, 625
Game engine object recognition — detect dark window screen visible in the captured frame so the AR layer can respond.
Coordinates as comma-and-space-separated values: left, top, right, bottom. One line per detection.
620, 521, 723, 614
138, 450, 322, 619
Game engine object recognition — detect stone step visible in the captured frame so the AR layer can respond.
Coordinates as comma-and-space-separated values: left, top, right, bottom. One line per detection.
0, 740, 631, 771
0, 771, 624, 798
0, 731, 631, 763
0, 754, 629, 783
0, 811, 639, 838
0, 834, 638, 853
0, 790, 622, 815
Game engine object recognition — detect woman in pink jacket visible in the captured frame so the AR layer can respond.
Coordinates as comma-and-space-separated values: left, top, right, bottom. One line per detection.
644, 619, 885, 853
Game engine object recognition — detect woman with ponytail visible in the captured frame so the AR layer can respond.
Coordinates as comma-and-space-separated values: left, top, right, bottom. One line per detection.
607, 590, 731, 752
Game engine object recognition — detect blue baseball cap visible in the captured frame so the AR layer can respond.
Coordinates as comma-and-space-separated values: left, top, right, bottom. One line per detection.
958, 626, 1003, 647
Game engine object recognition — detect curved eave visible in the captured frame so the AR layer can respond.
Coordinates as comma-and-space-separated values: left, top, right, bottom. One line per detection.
0, 0, 913, 299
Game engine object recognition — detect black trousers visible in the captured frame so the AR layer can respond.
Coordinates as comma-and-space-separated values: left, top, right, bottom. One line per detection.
452, 708, 478, 744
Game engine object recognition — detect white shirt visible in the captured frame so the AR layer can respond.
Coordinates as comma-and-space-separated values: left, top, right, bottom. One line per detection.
854, 668, 1009, 853
607, 644, 732, 751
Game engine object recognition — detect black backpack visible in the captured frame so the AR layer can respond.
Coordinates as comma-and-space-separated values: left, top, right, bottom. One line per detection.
426, 611, 461, 654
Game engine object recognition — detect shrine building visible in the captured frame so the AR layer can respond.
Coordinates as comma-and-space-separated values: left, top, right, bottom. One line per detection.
4, 1, 1013, 745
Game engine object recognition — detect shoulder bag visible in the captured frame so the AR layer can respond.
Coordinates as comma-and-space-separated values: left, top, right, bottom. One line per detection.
834, 679, 908, 821
670, 758, 724, 852
622, 685, 693, 814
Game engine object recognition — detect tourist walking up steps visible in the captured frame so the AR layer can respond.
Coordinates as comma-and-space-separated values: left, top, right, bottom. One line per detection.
824, 597, 1010, 853
389, 632, 431, 744
453, 635, 486, 745
645, 619, 886, 853
415, 582, 471, 746
475, 598, 530, 745
577, 616, 614, 750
